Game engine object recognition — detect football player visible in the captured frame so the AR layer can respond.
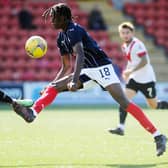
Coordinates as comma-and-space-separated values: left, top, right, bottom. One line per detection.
12, 3, 167, 156
108, 22, 168, 136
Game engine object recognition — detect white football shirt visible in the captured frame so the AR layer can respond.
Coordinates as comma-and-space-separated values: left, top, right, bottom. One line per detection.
122, 37, 156, 83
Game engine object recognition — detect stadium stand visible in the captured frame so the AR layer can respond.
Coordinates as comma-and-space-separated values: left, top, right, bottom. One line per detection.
1, 0, 167, 81
79, 0, 168, 81
0, 0, 124, 81
124, 0, 168, 53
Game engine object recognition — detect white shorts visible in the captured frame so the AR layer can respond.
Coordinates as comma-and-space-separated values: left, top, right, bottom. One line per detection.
80, 64, 120, 88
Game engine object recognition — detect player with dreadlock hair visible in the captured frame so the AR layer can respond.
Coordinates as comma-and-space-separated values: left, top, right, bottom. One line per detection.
43, 3, 72, 22
12, 3, 167, 156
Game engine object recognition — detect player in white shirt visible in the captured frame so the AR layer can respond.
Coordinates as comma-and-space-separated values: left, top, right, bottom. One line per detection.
109, 22, 168, 136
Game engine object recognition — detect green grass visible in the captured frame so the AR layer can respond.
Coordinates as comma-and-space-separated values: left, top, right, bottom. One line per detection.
0, 108, 167, 168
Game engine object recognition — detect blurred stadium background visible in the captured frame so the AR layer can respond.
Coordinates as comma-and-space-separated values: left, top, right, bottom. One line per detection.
0, 0, 168, 106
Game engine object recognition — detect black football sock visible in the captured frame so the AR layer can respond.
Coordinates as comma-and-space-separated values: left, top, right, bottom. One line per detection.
0, 90, 13, 104
157, 101, 168, 109
119, 106, 128, 124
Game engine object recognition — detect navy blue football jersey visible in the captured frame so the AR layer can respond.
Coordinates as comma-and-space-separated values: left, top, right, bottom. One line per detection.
57, 22, 112, 68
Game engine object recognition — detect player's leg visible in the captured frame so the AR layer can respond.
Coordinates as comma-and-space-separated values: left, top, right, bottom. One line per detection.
84, 64, 160, 135
0, 88, 35, 107
146, 97, 168, 109
0, 89, 13, 104
32, 74, 74, 114
157, 100, 168, 109
32, 74, 85, 113
12, 74, 84, 123
86, 64, 167, 156
146, 98, 168, 109
12, 74, 72, 122
111, 80, 168, 135
109, 88, 136, 135
105, 83, 167, 156
146, 98, 158, 109
14, 99, 34, 107
106, 83, 155, 132
140, 81, 168, 109
0, 89, 35, 122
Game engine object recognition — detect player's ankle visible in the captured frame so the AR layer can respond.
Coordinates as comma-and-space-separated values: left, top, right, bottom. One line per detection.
153, 130, 161, 138
118, 124, 125, 131
31, 108, 38, 117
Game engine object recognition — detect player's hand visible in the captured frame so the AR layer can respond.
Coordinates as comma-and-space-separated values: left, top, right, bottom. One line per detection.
67, 81, 78, 92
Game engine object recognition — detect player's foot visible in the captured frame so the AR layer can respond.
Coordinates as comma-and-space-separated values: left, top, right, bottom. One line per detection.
108, 127, 124, 136
154, 134, 167, 156
14, 99, 34, 107
12, 102, 35, 123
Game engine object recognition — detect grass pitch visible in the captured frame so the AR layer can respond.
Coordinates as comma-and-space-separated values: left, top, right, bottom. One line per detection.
0, 107, 167, 168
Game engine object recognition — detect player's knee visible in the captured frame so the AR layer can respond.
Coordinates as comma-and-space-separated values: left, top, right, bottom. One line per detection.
150, 104, 157, 109
119, 99, 130, 110
148, 101, 157, 109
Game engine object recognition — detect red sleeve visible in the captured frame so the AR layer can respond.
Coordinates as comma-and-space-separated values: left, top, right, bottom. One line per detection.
137, 51, 146, 57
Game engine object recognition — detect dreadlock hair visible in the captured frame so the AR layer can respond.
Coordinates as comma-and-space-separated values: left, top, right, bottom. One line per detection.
42, 3, 72, 22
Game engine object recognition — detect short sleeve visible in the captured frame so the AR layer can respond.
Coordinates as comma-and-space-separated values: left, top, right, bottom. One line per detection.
57, 34, 69, 55
135, 42, 147, 57
67, 26, 83, 46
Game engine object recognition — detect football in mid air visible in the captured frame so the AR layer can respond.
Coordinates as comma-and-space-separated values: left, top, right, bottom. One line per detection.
25, 35, 47, 59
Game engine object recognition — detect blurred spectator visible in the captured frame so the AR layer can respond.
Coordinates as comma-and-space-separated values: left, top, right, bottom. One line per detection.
87, 5, 107, 31
18, 1, 37, 30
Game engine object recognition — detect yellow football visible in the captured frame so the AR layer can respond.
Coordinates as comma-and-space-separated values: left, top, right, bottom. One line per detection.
25, 36, 47, 58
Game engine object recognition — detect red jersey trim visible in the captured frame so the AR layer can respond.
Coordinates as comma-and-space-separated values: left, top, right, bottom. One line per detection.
124, 41, 136, 61
137, 51, 146, 57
